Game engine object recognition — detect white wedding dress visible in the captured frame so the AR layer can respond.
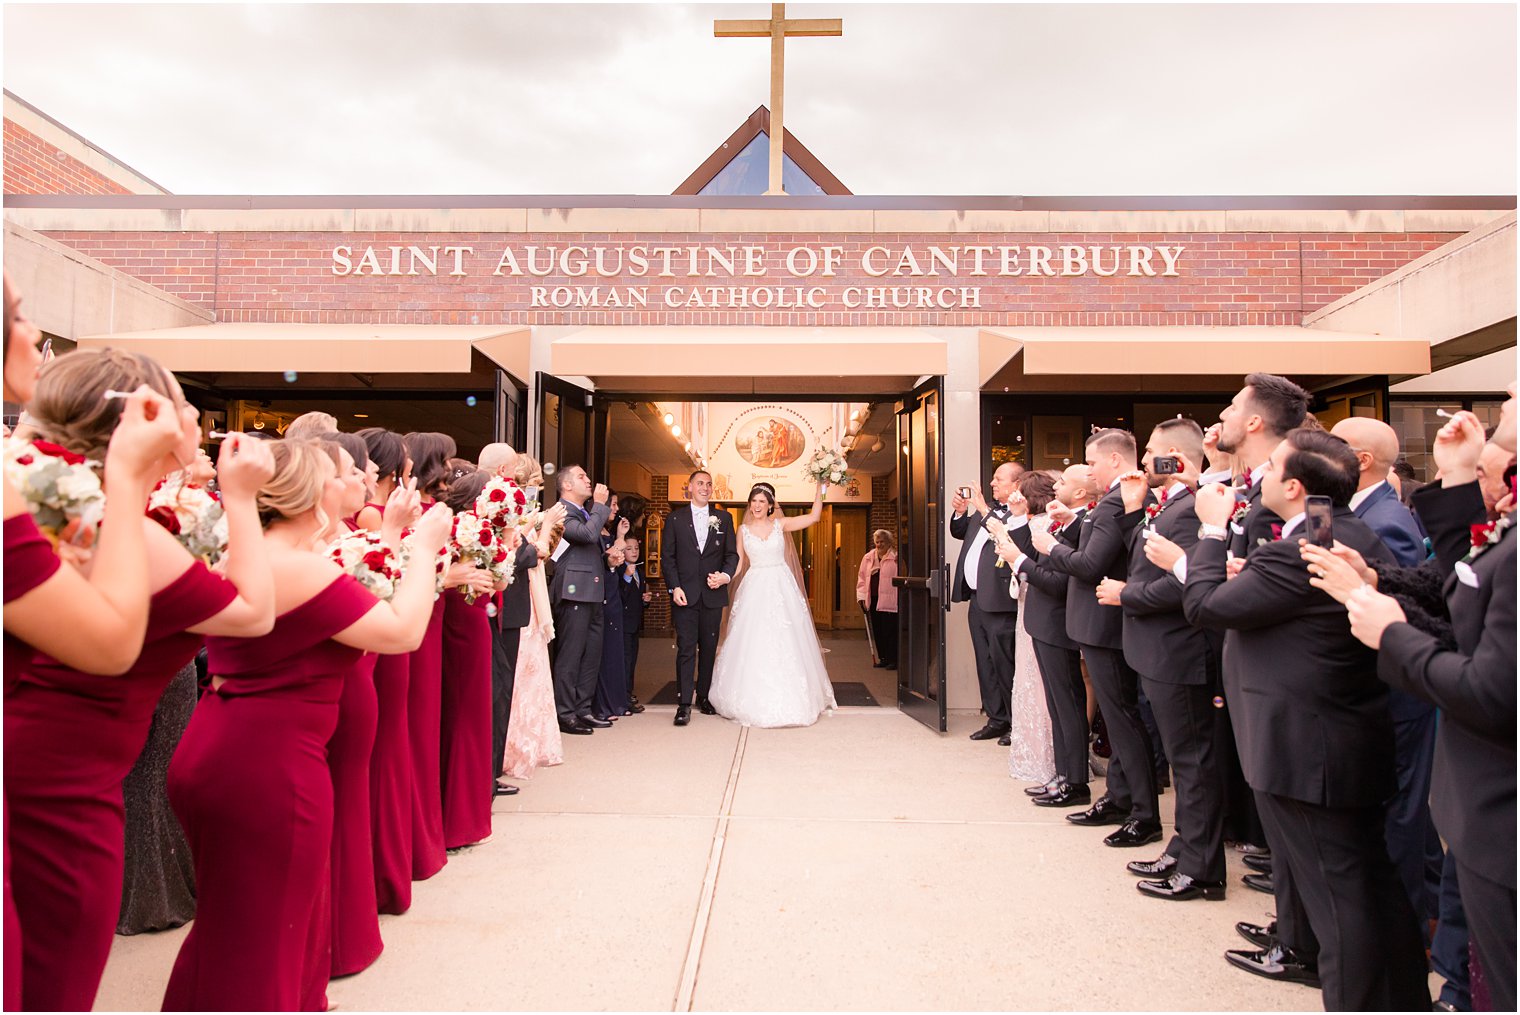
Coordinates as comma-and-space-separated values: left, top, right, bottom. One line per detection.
709, 519, 837, 728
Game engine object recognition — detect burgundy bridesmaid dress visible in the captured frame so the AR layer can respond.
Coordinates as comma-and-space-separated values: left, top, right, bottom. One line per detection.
163, 574, 377, 1012
326, 653, 384, 976
5, 558, 236, 1012
369, 651, 414, 914
440, 587, 494, 848
2, 512, 61, 1012
407, 598, 448, 880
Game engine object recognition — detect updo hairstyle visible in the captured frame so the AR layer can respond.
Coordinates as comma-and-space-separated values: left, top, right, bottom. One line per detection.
26, 347, 179, 463
256, 439, 333, 531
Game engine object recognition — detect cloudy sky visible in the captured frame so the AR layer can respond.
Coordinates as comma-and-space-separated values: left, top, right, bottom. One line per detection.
3, 3, 1514, 196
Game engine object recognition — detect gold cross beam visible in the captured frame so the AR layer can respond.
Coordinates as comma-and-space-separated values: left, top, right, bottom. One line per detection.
715, 4, 842, 196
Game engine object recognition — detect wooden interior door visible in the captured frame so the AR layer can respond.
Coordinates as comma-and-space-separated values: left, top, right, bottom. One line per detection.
809, 504, 834, 628
832, 506, 869, 629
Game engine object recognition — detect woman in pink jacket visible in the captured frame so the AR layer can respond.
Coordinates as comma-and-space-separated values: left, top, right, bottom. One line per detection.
855, 530, 898, 670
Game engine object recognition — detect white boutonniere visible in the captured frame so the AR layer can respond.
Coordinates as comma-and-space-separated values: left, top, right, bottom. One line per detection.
707, 515, 722, 532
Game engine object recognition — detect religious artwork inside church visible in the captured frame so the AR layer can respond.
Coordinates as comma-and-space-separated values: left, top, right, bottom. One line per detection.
1, 2, 1514, 1013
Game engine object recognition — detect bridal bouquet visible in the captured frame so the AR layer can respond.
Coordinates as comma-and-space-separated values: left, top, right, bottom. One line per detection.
3, 438, 106, 549
449, 510, 516, 604
329, 529, 403, 601
147, 474, 228, 566
802, 444, 850, 488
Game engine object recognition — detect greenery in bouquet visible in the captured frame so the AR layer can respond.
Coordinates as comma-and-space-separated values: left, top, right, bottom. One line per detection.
449, 509, 517, 604
3, 438, 106, 548
147, 473, 228, 566
802, 440, 850, 488
329, 529, 403, 601
475, 475, 534, 531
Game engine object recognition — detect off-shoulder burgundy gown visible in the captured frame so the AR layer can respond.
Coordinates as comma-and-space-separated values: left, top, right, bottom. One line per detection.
440, 586, 494, 848
326, 652, 384, 976
163, 575, 376, 1012
5, 552, 235, 1012
408, 598, 448, 879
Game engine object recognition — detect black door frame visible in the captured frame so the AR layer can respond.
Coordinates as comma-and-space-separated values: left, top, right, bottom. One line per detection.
894, 375, 947, 732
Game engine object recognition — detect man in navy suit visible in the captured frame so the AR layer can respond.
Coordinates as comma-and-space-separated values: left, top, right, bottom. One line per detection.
1333, 415, 1443, 944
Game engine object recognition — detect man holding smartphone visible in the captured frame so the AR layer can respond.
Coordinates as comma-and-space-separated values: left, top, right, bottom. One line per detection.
1180, 429, 1428, 1010
949, 463, 1023, 743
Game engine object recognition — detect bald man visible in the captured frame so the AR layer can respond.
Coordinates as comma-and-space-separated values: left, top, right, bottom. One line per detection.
949, 462, 1023, 741
478, 442, 519, 477
1331, 418, 1426, 567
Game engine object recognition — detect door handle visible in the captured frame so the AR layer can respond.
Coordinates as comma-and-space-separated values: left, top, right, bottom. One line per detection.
892, 575, 930, 590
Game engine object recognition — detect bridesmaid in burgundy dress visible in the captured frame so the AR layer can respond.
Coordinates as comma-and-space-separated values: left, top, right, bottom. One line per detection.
6, 347, 278, 1012
356, 427, 417, 912
440, 469, 506, 849
1, 275, 185, 1012
163, 440, 452, 1012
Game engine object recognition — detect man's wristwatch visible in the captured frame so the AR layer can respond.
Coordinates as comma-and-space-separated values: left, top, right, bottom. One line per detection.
1197, 522, 1229, 541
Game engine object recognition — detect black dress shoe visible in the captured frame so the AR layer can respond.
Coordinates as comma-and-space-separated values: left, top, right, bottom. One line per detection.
579, 715, 613, 729
558, 720, 592, 735
1241, 872, 1274, 894
673, 706, 691, 727
1066, 795, 1128, 826
1224, 943, 1321, 988
1103, 820, 1164, 848
1235, 920, 1277, 950
627, 699, 646, 714
1137, 871, 1226, 901
696, 698, 717, 716
1126, 853, 1177, 877
1242, 852, 1273, 874
1024, 778, 1060, 797
493, 783, 520, 797
997, 733, 1011, 747
1033, 783, 1091, 808
969, 724, 1011, 742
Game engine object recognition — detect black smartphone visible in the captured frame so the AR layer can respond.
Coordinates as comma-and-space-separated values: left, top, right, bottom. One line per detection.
1304, 495, 1335, 548
957, 486, 973, 499
1153, 455, 1180, 475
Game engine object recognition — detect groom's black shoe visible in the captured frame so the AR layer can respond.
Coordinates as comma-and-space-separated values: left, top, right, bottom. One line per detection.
579, 715, 613, 729
673, 705, 691, 727
1066, 795, 1128, 826
558, 719, 592, 735
697, 698, 717, 716
1033, 782, 1091, 808
969, 723, 1010, 741
1103, 820, 1164, 848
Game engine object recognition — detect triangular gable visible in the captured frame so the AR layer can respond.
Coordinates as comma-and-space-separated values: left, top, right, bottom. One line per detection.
673, 106, 851, 196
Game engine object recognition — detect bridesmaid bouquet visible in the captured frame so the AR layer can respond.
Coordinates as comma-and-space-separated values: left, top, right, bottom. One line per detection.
450, 510, 516, 604
2, 438, 106, 548
802, 444, 850, 488
329, 529, 403, 601
399, 528, 450, 598
147, 474, 228, 566
475, 475, 533, 531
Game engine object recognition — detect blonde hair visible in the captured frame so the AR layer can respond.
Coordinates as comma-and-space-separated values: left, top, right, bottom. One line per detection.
258, 439, 333, 533
283, 411, 339, 441
513, 453, 544, 489
27, 348, 179, 462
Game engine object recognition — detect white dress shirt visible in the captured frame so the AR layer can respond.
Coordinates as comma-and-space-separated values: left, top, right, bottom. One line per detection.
692, 503, 710, 552
1348, 480, 1388, 513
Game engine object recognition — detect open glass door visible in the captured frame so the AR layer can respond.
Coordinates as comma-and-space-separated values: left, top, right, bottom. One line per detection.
535, 373, 596, 507
894, 377, 947, 731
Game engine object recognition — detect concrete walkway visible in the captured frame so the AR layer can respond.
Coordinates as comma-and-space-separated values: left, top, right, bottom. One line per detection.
95, 708, 1319, 1011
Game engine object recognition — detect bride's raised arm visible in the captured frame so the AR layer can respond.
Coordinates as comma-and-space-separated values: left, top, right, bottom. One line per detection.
781, 483, 827, 533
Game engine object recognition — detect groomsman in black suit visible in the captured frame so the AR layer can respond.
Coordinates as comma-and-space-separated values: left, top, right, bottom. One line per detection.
1001, 465, 1094, 805
1344, 396, 1517, 1011
1182, 428, 1429, 1011
1029, 429, 1160, 848
949, 462, 1023, 742
549, 466, 612, 734
1203, 373, 1311, 559
661, 470, 739, 726
1099, 418, 1227, 900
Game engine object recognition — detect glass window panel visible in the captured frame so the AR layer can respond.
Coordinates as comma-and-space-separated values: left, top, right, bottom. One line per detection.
698, 132, 828, 196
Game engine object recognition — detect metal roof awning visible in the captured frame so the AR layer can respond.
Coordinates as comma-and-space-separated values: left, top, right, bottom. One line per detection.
549, 326, 949, 378
979, 326, 1432, 386
76, 323, 532, 380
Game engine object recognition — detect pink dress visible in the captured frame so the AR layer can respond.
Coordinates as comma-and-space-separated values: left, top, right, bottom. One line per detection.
501, 566, 564, 779
163, 575, 376, 1012
440, 588, 493, 848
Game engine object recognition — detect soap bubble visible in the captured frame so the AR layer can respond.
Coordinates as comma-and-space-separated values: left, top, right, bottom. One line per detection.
1212, 696, 1225, 709
283, 370, 298, 383
485, 602, 498, 618
465, 396, 478, 407
542, 462, 557, 477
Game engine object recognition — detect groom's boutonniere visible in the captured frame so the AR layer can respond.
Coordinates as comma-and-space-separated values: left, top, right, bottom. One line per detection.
1464, 514, 1512, 563
707, 515, 722, 533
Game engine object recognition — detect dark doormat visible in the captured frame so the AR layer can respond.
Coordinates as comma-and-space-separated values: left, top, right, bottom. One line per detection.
647, 681, 881, 707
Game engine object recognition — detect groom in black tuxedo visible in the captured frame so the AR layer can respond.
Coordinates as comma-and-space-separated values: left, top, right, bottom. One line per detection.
661, 470, 739, 726
949, 462, 1022, 742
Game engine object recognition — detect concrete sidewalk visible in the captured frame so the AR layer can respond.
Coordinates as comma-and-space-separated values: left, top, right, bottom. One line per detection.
94, 709, 1318, 1011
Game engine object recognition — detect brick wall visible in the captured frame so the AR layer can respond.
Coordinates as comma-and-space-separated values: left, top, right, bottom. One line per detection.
3, 119, 134, 196
37, 229, 1460, 323
869, 473, 896, 543
642, 475, 672, 633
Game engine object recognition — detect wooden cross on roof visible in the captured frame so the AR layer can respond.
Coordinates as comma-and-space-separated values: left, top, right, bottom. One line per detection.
715, 5, 842, 196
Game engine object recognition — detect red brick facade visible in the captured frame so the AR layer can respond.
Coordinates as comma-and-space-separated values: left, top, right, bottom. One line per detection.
40, 230, 1459, 325
3, 119, 134, 196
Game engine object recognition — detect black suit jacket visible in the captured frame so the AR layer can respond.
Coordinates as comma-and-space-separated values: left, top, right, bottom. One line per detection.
618, 561, 648, 633
1043, 485, 1130, 650
1230, 481, 1280, 559
1010, 512, 1081, 647
949, 507, 1017, 613
661, 505, 740, 608
1116, 488, 1213, 684
1380, 482, 1516, 889
497, 539, 541, 630
550, 499, 611, 605
1182, 507, 1396, 807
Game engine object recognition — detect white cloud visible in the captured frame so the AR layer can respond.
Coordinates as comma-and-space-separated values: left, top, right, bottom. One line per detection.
3, 2, 1513, 195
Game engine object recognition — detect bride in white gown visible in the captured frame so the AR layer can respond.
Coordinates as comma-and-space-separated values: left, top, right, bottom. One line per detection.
709, 482, 837, 728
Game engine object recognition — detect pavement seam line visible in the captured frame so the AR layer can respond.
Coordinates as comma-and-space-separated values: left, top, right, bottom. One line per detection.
673, 725, 748, 1012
